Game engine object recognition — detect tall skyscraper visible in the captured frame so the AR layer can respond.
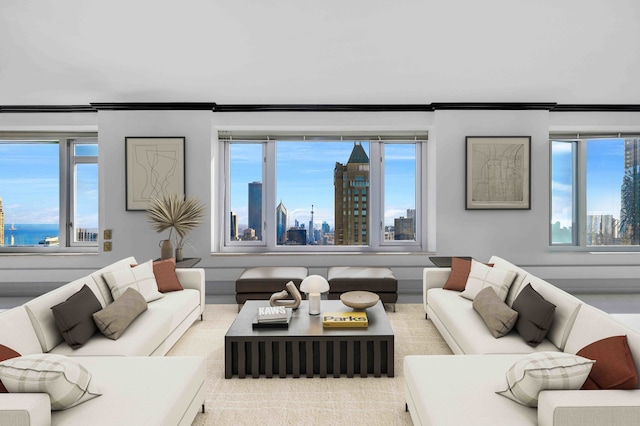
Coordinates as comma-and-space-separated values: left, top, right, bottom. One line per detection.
248, 181, 262, 240
230, 212, 238, 240
0, 197, 4, 247
394, 216, 415, 240
308, 204, 315, 244
276, 201, 288, 244
620, 140, 640, 244
334, 143, 369, 245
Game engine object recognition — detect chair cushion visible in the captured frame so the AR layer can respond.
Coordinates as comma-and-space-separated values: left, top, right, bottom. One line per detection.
511, 284, 555, 346
473, 286, 519, 338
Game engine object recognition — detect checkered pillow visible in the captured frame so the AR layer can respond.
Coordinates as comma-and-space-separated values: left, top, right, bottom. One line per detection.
460, 260, 517, 301
496, 352, 594, 407
102, 259, 163, 303
0, 354, 101, 410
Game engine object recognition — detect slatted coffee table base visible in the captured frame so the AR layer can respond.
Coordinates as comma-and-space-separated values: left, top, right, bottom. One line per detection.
226, 337, 393, 378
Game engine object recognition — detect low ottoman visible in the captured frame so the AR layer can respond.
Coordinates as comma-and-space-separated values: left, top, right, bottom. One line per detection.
235, 266, 309, 305
327, 266, 398, 311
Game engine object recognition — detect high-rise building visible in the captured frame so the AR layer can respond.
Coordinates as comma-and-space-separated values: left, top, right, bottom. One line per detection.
394, 216, 415, 240
230, 212, 238, 240
0, 197, 4, 247
620, 139, 640, 244
334, 143, 369, 245
407, 208, 416, 235
248, 181, 262, 240
276, 201, 288, 244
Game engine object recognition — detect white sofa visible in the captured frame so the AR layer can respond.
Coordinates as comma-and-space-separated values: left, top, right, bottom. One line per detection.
405, 256, 640, 426
0, 256, 207, 425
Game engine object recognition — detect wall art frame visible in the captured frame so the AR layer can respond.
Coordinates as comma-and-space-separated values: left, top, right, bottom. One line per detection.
125, 136, 185, 211
465, 136, 531, 210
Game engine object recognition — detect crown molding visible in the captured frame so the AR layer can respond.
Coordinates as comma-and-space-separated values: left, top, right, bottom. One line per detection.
90, 102, 217, 111
0, 105, 96, 113
431, 102, 558, 110
551, 104, 640, 112
214, 104, 434, 112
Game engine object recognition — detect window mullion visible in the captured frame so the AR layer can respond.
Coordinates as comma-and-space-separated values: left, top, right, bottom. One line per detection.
264, 141, 276, 249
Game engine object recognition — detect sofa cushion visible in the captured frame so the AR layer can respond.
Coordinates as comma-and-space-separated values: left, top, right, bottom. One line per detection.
518, 275, 583, 351
488, 256, 529, 306
0, 344, 21, 393
460, 260, 516, 301
0, 353, 101, 410
427, 288, 560, 355
496, 352, 594, 407
576, 335, 638, 390
512, 284, 556, 346
24, 276, 106, 353
565, 304, 640, 388
102, 259, 163, 303
51, 284, 102, 349
93, 288, 148, 340
473, 286, 519, 338
89, 256, 138, 306
0, 307, 43, 355
152, 258, 183, 292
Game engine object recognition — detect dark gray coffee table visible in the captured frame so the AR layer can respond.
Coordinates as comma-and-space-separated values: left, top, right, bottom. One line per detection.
225, 300, 394, 379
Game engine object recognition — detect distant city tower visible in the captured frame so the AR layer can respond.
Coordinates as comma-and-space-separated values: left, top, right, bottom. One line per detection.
0, 197, 4, 247
248, 182, 263, 240
276, 201, 288, 244
334, 143, 370, 245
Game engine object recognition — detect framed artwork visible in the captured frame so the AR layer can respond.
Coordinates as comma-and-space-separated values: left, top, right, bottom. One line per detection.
465, 136, 531, 210
125, 136, 185, 211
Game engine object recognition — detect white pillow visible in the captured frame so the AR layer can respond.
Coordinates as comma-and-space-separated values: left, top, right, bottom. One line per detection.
496, 352, 594, 407
102, 259, 163, 303
460, 260, 516, 301
0, 354, 101, 410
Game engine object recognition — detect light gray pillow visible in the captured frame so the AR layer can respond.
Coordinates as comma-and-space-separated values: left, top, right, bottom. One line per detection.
93, 288, 147, 340
472, 286, 519, 338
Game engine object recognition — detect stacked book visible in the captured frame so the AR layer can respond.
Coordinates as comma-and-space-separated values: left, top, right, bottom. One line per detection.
322, 311, 368, 328
252, 306, 291, 329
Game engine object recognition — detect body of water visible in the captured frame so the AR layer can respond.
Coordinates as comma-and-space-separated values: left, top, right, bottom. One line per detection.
3, 224, 59, 246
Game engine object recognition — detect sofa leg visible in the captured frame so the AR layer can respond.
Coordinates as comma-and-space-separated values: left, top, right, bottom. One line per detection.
202, 404, 205, 413
425, 313, 428, 320
405, 403, 408, 412
200, 314, 204, 321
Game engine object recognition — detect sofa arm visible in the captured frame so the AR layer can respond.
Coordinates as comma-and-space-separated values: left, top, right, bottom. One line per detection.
422, 268, 451, 311
538, 389, 640, 426
0, 393, 51, 426
176, 268, 205, 316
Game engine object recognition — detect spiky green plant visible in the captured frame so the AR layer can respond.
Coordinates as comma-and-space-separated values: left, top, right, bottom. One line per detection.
146, 193, 206, 248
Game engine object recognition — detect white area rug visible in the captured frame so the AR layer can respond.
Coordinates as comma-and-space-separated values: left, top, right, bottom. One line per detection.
167, 304, 452, 425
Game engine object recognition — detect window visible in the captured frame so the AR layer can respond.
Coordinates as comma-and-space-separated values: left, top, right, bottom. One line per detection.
550, 133, 640, 249
0, 133, 98, 252
221, 133, 426, 252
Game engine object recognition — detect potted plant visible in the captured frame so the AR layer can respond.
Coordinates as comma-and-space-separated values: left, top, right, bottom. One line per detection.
146, 193, 206, 261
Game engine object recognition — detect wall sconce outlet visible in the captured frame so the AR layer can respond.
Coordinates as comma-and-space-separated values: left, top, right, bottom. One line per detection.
103, 229, 112, 240
103, 241, 112, 252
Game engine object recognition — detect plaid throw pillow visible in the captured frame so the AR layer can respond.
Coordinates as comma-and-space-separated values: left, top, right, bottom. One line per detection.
0, 354, 101, 410
496, 352, 594, 407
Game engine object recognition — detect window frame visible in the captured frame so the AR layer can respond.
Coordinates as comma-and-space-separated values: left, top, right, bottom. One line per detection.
219, 133, 427, 253
0, 132, 98, 253
550, 132, 640, 251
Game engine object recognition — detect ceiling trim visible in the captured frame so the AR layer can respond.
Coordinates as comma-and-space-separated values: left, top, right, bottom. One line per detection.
3, 102, 640, 113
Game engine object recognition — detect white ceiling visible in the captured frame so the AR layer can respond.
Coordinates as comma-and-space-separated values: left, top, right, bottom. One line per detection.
2, 0, 640, 106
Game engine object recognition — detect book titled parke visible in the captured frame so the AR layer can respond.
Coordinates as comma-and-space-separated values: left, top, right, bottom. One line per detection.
322, 312, 368, 328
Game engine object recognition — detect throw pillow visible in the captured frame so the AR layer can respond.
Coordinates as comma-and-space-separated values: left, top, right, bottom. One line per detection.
443, 257, 473, 291
472, 286, 519, 338
51, 284, 102, 349
152, 258, 184, 293
496, 352, 594, 407
0, 344, 21, 393
102, 259, 163, 303
511, 284, 556, 346
460, 260, 516, 301
93, 287, 148, 340
576, 335, 639, 390
0, 353, 101, 410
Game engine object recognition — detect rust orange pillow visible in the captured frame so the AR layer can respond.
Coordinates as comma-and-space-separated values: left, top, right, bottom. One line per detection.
152, 258, 184, 293
576, 335, 638, 390
0, 344, 21, 392
443, 258, 493, 292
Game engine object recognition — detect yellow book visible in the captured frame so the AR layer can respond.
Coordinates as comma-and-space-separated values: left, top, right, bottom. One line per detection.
322, 311, 368, 328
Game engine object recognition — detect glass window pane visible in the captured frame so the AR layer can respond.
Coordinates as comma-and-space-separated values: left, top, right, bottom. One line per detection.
384, 144, 416, 241
550, 141, 575, 244
0, 142, 59, 247
229, 143, 263, 241
74, 163, 98, 242
75, 144, 98, 156
275, 141, 369, 246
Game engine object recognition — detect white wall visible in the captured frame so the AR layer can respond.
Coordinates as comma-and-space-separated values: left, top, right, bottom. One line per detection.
2, 108, 640, 296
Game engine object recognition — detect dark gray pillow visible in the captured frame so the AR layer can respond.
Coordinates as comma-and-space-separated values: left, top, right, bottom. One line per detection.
511, 284, 556, 346
51, 284, 102, 349
93, 287, 147, 340
472, 286, 519, 338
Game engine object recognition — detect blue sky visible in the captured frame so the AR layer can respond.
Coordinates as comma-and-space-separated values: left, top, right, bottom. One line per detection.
551, 138, 625, 228
0, 143, 98, 227
230, 141, 416, 230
